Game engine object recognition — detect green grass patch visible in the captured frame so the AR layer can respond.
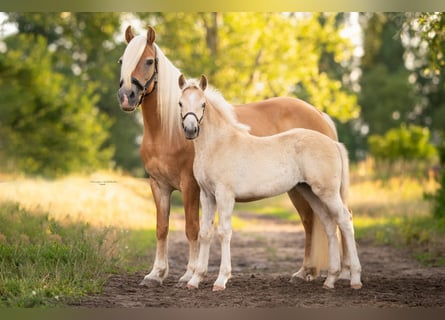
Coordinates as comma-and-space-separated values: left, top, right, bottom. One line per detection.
0, 201, 156, 307
354, 215, 445, 266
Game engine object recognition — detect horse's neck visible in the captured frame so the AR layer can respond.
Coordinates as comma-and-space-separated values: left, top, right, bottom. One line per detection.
140, 92, 161, 135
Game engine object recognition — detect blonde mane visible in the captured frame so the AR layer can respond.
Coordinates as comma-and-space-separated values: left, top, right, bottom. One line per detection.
183, 79, 250, 133
120, 35, 146, 90
121, 35, 182, 143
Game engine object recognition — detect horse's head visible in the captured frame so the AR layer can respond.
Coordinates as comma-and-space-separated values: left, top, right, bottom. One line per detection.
117, 26, 158, 113
178, 74, 208, 140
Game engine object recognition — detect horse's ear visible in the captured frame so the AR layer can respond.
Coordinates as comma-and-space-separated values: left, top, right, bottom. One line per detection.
147, 26, 156, 45
199, 75, 207, 91
125, 26, 134, 43
178, 74, 186, 90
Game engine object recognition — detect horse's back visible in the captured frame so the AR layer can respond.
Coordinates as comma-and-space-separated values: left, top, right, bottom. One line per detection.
234, 97, 336, 139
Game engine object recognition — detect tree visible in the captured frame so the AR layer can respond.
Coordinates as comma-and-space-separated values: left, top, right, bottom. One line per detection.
359, 13, 419, 137
6, 13, 142, 173
139, 12, 359, 121
0, 33, 113, 176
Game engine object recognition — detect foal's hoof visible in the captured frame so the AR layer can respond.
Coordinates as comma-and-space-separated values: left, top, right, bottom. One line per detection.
175, 281, 187, 288
139, 278, 162, 288
322, 281, 335, 289
351, 282, 363, 290
212, 285, 225, 292
186, 283, 199, 290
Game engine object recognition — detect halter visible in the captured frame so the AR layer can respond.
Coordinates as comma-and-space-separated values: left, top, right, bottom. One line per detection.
180, 104, 205, 137
122, 46, 159, 106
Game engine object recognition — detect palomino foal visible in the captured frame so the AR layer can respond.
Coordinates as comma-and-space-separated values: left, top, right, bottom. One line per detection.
178, 75, 362, 291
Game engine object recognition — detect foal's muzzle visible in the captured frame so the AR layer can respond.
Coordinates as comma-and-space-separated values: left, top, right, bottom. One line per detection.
181, 112, 201, 140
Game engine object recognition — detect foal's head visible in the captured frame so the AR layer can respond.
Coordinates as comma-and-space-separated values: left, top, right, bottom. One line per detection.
178, 74, 208, 140
117, 26, 158, 112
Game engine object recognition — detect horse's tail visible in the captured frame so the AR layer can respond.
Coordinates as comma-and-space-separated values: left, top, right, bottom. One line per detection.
322, 112, 338, 141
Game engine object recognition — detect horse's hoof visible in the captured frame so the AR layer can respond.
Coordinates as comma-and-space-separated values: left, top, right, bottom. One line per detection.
305, 274, 315, 282
322, 282, 334, 289
139, 278, 162, 287
212, 285, 225, 292
175, 281, 187, 288
351, 282, 362, 290
186, 283, 198, 290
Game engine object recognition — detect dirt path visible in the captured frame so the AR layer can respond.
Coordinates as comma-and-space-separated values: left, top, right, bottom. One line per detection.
72, 213, 445, 308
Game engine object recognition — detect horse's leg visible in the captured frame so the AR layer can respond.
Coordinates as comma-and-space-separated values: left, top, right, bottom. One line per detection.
333, 205, 362, 289
178, 179, 200, 285
140, 179, 172, 286
288, 188, 324, 281
296, 186, 341, 289
187, 190, 216, 289
213, 191, 235, 291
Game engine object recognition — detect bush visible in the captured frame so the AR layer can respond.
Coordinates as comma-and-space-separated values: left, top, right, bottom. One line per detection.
368, 124, 437, 162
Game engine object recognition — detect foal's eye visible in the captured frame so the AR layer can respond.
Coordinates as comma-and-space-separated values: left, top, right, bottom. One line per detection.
178, 101, 183, 108
202, 102, 206, 108
117, 58, 122, 65
146, 59, 154, 66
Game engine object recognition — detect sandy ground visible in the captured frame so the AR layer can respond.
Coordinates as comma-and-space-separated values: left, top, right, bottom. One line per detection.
72, 212, 445, 308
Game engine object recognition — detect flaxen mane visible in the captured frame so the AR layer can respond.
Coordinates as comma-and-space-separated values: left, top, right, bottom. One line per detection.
183, 79, 251, 133
120, 35, 182, 142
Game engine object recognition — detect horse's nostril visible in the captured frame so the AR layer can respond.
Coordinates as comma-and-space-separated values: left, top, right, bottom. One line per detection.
129, 91, 135, 99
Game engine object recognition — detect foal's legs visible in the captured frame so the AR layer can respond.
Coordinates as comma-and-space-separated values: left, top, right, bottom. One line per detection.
213, 191, 235, 291
140, 179, 172, 286
178, 179, 200, 284
331, 204, 362, 289
187, 191, 217, 289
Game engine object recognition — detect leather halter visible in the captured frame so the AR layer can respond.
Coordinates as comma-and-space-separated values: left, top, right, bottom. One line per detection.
180, 103, 206, 137
121, 46, 159, 106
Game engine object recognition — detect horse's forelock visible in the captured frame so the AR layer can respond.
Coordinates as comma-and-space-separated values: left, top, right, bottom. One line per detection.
121, 35, 147, 90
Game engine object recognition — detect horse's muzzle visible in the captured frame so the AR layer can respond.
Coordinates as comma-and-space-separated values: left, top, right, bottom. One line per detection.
118, 87, 139, 113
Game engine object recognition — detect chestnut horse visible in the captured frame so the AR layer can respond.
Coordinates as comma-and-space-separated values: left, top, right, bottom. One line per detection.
117, 26, 344, 287
178, 75, 361, 290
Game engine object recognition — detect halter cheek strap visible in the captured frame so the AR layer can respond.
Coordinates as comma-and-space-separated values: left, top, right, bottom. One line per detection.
129, 46, 159, 106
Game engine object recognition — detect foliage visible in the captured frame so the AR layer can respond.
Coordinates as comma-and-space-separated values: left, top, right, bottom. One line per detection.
5, 13, 142, 174
143, 12, 360, 122
368, 124, 437, 162
0, 33, 113, 177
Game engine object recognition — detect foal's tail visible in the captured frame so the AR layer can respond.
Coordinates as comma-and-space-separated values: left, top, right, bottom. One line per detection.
336, 142, 350, 204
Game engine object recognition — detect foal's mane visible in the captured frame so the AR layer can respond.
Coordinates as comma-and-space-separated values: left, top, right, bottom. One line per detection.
121, 35, 182, 143
184, 79, 250, 133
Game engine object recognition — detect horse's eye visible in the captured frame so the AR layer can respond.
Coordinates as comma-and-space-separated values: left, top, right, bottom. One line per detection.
202, 102, 206, 108
146, 59, 154, 66
179, 101, 183, 108
118, 58, 122, 65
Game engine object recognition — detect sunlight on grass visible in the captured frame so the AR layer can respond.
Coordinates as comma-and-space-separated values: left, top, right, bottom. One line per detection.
0, 171, 157, 230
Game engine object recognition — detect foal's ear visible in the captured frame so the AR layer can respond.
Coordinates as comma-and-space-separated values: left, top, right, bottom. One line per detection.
125, 26, 134, 43
147, 26, 156, 45
178, 74, 187, 90
199, 75, 208, 91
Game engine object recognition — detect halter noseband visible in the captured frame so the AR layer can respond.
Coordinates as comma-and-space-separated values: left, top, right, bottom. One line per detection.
127, 46, 159, 106
181, 104, 205, 137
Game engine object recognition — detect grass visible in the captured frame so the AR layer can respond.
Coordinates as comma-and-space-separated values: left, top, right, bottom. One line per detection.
0, 202, 121, 306
0, 171, 159, 307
